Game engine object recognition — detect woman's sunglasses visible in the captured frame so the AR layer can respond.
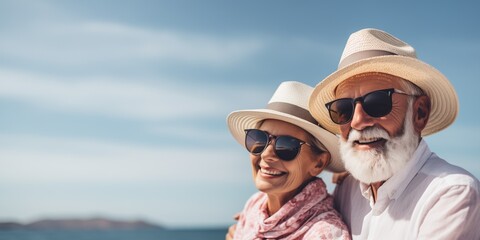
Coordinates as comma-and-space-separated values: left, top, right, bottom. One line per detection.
325, 88, 413, 125
244, 129, 311, 161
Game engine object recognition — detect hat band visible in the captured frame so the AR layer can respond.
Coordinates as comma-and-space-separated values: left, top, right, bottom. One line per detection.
338, 50, 397, 69
267, 102, 318, 125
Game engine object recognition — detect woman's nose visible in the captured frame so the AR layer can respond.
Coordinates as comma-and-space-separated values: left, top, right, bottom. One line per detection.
260, 141, 279, 161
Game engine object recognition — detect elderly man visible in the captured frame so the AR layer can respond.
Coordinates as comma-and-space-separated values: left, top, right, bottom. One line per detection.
309, 28, 480, 239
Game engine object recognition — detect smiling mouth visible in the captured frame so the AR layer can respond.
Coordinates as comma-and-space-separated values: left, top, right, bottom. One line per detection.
259, 167, 286, 176
354, 137, 386, 145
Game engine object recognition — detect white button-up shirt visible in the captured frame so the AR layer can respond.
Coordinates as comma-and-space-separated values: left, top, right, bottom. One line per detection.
334, 140, 480, 240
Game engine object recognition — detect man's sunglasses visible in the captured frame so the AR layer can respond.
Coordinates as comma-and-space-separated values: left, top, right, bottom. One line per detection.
325, 88, 413, 125
244, 129, 311, 161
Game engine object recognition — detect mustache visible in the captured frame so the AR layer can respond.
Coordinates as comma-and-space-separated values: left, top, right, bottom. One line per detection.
347, 126, 390, 143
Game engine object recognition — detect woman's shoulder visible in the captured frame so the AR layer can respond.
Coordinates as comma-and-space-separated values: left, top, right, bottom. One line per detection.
245, 191, 266, 203
241, 191, 267, 212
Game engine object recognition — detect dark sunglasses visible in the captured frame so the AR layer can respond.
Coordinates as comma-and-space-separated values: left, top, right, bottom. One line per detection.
325, 88, 412, 125
244, 129, 311, 161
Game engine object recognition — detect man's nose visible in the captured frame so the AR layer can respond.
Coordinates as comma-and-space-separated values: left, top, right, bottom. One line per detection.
350, 102, 375, 130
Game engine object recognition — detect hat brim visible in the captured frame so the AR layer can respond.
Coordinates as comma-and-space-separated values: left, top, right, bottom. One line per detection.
309, 55, 459, 136
227, 109, 345, 173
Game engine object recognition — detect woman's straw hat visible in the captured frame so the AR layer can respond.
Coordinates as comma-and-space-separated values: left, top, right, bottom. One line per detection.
227, 81, 345, 173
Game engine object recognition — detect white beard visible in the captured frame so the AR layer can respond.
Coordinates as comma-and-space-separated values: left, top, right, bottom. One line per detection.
339, 103, 419, 184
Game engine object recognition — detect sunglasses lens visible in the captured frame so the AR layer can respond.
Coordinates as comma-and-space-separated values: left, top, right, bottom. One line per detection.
275, 136, 301, 161
328, 99, 354, 124
244, 130, 302, 161
363, 90, 392, 117
245, 129, 268, 155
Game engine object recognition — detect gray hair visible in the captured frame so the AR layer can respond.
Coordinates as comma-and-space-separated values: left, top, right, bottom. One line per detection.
399, 79, 424, 96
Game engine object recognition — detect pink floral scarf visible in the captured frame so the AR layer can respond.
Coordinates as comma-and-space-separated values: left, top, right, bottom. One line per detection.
234, 177, 350, 240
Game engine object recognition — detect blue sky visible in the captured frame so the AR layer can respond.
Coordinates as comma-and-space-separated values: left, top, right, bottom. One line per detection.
0, 0, 479, 228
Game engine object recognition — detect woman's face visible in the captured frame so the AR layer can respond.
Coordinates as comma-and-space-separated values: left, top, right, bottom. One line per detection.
250, 119, 328, 199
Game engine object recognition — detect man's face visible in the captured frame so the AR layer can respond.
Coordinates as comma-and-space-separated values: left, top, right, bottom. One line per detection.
335, 73, 410, 141
335, 73, 420, 184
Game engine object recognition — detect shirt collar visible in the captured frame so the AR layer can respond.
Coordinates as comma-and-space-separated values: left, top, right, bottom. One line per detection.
357, 139, 432, 201
359, 182, 374, 207
380, 139, 432, 200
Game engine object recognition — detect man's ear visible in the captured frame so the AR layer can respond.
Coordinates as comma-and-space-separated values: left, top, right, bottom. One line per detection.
413, 95, 431, 133
309, 152, 330, 177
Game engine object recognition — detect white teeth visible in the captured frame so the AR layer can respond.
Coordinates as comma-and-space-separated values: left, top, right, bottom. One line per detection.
260, 168, 283, 176
358, 138, 380, 144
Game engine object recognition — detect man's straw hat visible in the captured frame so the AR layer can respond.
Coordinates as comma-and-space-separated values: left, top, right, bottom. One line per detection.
309, 28, 459, 136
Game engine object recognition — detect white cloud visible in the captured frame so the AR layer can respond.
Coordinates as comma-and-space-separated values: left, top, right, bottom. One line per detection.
0, 134, 250, 185
0, 68, 271, 120
0, 133, 253, 227
149, 124, 231, 143
0, 21, 264, 66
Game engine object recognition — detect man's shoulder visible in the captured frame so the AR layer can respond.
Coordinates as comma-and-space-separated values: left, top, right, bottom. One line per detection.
304, 216, 351, 240
421, 153, 479, 188
334, 174, 361, 199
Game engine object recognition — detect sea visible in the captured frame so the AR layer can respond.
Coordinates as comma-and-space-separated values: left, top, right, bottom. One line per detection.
0, 228, 228, 240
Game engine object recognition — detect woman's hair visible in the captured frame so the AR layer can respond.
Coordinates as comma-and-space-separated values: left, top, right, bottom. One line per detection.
308, 134, 327, 155
306, 132, 330, 168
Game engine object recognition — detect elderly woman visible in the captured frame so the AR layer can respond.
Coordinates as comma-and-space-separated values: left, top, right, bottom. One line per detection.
227, 81, 350, 239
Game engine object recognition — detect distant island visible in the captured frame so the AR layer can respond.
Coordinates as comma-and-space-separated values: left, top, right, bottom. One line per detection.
0, 217, 163, 230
